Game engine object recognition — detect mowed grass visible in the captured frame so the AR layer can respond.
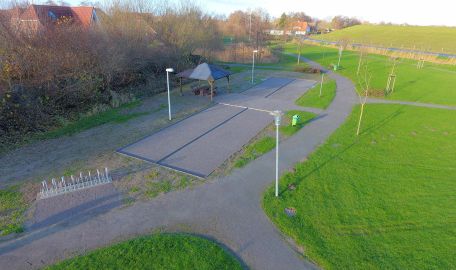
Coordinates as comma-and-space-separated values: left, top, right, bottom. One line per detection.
317, 24, 456, 53
263, 104, 456, 269
46, 233, 243, 270
279, 110, 316, 136
234, 136, 275, 168
0, 185, 26, 236
283, 44, 456, 105
295, 79, 336, 109
36, 101, 147, 140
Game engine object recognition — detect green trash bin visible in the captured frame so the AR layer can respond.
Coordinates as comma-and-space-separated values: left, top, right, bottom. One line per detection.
292, 114, 300, 126
333, 65, 339, 71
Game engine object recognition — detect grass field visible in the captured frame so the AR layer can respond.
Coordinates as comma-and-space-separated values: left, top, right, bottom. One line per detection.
283, 43, 456, 105
0, 185, 26, 236
36, 100, 148, 140
263, 104, 456, 269
295, 79, 336, 109
317, 25, 456, 53
46, 233, 243, 270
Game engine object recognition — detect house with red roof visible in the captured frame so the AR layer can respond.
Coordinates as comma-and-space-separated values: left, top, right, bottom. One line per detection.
290, 21, 310, 36
0, 4, 98, 34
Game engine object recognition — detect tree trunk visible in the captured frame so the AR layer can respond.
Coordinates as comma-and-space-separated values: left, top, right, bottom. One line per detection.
356, 103, 365, 136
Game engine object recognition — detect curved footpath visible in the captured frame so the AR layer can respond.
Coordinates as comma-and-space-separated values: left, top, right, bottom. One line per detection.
0, 58, 358, 270
366, 98, 456, 110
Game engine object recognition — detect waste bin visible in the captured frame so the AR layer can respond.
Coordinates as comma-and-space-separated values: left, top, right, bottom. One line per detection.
292, 114, 300, 126
333, 65, 339, 71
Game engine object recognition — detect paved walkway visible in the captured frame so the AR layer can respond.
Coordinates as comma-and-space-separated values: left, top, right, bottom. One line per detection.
366, 98, 456, 110
0, 58, 358, 270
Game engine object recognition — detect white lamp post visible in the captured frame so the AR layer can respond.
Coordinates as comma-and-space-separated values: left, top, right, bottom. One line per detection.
251, 50, 258, 84
270, 110, 282, 197
166, 68, 174, 121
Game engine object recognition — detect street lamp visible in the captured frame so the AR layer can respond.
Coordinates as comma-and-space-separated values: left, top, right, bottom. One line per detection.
166, 68, 174, 121
270, 110, 282, 197
251, 50, 258, 84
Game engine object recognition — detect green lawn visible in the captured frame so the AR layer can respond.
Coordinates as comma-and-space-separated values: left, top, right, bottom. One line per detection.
36, 101, 148, 140
282, 44, 456, 105
317, 25, 456, 53
279, 110, 316, 136
0, 185, 26, 236
295, 79, 337, 109
46, 233, 243, 270
235, 136, 276, 168
263, 104, 456, 269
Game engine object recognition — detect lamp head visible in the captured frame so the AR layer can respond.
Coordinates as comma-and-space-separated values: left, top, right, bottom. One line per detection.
270, 110, 283, 126
253, 50, 258, 53
166, 68, 174, 73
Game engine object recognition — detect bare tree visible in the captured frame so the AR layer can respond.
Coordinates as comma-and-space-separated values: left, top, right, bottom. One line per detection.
356, 60, 372, 136
356, 47, 367, 75
385, 57, 399, 95
295, 38, 304, 64
337, 38, 350, 67
0, 0, 224, 143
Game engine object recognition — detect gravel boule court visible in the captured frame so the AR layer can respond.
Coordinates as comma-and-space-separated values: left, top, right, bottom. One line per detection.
117, 77, 316, 178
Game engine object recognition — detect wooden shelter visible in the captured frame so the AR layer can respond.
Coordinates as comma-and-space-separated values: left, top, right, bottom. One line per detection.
176, 63, 232, 101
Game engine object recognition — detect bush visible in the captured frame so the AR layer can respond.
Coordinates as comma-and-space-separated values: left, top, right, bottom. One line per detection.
0, 1, 223, 146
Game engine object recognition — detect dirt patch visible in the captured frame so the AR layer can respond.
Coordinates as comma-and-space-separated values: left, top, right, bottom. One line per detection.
368, 89, 386, 97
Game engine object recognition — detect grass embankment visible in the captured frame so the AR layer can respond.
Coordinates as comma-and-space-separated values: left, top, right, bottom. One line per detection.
316, 24, 456, 54
263, 104, 456, 269
0, 186, 27, 236
235, 111, 316, 168
295, 79, 336, 109
46, 233, 243, 270
1, 100, 150, 154
36, 101, 148, 140
282, 44, 456, 105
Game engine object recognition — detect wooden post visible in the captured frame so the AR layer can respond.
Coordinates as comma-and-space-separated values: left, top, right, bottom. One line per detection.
227, 76, 231, 93
209, 80, 214, 101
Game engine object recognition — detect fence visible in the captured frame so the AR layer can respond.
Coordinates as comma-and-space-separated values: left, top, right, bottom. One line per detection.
39, 168, 112, 199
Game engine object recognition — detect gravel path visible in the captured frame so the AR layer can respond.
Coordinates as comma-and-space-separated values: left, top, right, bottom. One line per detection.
119, 78, 318, 178
0, 58, 358, 270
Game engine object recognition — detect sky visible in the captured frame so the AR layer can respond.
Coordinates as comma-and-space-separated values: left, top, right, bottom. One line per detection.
197, 0, 456, 27
39, 0, 456, 26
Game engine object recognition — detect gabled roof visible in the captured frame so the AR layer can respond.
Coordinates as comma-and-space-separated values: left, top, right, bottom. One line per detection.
176, 68, 195, 79
70, 6, 96, 28
1, 4, 96, 29
188, 63, 232, 81
292, 21, 309, 31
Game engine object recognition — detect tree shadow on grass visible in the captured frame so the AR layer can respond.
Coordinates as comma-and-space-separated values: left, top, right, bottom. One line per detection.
277, 106, 407, 197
